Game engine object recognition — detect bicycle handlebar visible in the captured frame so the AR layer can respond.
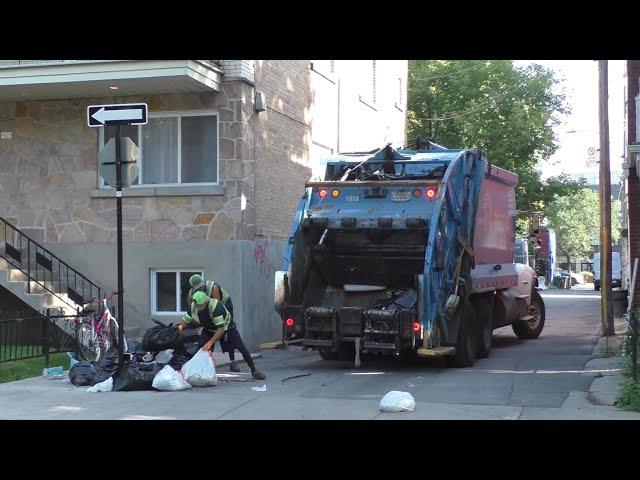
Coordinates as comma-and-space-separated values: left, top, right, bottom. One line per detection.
82, 291, 122, 308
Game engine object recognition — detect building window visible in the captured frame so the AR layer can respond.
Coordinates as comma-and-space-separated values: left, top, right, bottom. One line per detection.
151, 269, 203, 315
99, 110, 219, 187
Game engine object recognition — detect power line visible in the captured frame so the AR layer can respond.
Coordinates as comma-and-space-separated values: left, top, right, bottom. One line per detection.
409, 83, 526, 122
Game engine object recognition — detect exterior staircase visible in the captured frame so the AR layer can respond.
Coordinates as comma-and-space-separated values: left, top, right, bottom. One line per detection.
0, 218, 141, 339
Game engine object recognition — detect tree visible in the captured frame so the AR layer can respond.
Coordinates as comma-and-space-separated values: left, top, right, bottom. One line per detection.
407, 60, 585, 227
545, 188, 622, 270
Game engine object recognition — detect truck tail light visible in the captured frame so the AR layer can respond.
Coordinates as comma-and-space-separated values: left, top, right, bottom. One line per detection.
331, 189, 340, 198
412, 188, 422, 198
412, 321, 421, 332
285, 317, 296, 328
425, 187, 438, 200
319, 189, 328, 199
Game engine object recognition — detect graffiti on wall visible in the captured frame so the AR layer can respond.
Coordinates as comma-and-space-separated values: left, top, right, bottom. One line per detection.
254, 244, 277, 280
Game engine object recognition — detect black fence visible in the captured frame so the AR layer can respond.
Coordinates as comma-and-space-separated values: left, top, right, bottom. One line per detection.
0, 311, 79, 367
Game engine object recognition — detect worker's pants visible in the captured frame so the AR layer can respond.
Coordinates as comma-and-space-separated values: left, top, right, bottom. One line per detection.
198, 327, 256, 371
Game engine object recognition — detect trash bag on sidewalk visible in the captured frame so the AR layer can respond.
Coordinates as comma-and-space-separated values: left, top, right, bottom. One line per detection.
142, 319, 178, 352
379, 391, 415, 412
155, 349, 174, 365
86, 377, 113, 393
69, 361, 98, 386
113, 358, 161, 392
152, 365, 192, 391
181, 348, 217, 387
93, 346, 120, 384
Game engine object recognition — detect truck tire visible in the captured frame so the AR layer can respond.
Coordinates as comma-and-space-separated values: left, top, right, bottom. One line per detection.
318, 343, 355, 361
512, 290, 545, 340
318, 347, 339, 360
448, 300, 477, 368
472, 293, 494, 359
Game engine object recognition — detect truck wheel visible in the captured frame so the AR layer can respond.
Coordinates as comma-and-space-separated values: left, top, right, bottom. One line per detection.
318, 348, 339, 360
472, 293, 494, 359
448, 300, 476, 368
512, 290, 546, 340
318, 343, 355, 361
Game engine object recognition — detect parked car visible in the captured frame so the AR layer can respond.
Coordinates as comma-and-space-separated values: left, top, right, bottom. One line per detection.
592, 252, 622, 291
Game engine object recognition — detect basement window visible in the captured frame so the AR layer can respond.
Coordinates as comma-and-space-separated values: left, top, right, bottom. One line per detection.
151, 269, 203, 315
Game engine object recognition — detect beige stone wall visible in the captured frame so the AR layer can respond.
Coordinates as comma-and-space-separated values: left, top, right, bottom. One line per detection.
0, 83, 256, 243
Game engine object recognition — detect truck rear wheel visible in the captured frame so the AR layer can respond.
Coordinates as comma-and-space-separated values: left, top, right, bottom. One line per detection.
472, 292, 494, 359
318, 343, 355, 361
512, 290, 545, 339
448, 299, 477, 368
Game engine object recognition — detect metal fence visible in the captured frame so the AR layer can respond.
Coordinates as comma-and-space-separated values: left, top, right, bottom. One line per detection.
0, 311, 79, 367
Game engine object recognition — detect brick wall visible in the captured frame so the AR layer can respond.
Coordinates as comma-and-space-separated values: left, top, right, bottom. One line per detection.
627, 61, 640, 304
253, 60, 312, 239
218, 60, 255, 84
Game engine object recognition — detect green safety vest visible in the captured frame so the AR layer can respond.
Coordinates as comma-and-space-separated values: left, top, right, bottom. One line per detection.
183, 297, 231, 332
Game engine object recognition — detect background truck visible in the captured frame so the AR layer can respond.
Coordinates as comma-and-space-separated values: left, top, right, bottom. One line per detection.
592, 252, 622, 291
273, 142, 545, 367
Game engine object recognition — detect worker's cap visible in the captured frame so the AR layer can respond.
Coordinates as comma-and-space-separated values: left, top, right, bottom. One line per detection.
189, 274, 205, 289
193, 291, 210, 306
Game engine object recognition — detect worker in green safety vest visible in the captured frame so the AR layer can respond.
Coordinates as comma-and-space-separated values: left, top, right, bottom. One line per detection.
184, 274, 233, 319
178, 288, 265, 379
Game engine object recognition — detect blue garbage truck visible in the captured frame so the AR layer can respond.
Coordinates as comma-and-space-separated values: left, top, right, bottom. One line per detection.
273, 142, 545, 367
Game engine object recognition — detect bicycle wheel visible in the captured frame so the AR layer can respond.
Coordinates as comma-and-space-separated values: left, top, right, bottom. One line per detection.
76, 322, 101, 363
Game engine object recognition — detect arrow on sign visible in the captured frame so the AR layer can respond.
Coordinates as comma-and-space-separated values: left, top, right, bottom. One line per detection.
87, 103, 148, 127
91, 108, 143, 125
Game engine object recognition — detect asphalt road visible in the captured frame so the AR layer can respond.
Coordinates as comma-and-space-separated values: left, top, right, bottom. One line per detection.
5, 284, 637, 419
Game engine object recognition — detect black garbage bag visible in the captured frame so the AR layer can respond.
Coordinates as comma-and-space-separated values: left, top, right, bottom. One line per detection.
169, 352, 193, 371
142, 319, 179, 351
175, 326, 202, 349
93, 346, 120, 384
69, 361, 98, 386
127, 340, 153, 362
112, 358, 161, 392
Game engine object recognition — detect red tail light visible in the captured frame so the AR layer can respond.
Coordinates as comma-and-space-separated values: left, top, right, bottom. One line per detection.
412, 321, 421, 332
319, 189, 328, 199
285, 317, 296, 328
425, 186, 438, 200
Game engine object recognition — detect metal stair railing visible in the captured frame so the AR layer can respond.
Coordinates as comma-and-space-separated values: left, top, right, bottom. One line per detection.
0, 217, 106, 315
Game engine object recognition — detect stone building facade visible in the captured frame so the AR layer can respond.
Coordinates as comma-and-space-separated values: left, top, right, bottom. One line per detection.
0, 60, 407, 349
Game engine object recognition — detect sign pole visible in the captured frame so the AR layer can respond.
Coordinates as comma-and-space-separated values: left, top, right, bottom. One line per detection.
115, 125, 125, 366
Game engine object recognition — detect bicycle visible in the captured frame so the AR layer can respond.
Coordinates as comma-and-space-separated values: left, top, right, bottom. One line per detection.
75, 292, 128, 363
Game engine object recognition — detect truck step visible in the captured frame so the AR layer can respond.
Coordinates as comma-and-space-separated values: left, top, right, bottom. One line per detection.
417, 346, 456, 357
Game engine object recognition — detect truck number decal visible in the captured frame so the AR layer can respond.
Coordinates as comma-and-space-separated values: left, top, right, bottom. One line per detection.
346, 195, 360, 202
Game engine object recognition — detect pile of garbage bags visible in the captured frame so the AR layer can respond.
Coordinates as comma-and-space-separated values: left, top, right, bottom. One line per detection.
68, 319, 214, 392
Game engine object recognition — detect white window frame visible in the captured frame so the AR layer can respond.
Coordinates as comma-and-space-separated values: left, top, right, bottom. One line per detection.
98, 109, 220, 188
151, 268, 203, 316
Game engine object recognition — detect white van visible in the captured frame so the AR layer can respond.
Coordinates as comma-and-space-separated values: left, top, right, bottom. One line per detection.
592, 252, 622, 291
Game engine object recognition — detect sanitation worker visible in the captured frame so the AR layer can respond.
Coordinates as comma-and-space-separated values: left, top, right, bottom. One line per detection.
177, 291, 266, 380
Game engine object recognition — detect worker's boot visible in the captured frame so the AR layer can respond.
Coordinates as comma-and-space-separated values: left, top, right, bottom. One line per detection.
229, 362, 241, 373
252, 369, 266, 380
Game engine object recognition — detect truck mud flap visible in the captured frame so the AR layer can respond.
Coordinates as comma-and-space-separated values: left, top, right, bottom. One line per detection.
305, 307, 336, 344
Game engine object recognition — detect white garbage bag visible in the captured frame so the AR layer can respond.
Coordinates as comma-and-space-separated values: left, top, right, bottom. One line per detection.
86, 377, 113, 393
181, 348, 217, 387
379, 391, 415, 412
155, 349, 174, 364
152, 365, 192, 391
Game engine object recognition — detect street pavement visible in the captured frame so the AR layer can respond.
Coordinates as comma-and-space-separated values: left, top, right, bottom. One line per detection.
1, 284, 638, 420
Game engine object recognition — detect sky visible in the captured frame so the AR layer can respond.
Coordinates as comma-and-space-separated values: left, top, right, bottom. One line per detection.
514, 60, 626, 185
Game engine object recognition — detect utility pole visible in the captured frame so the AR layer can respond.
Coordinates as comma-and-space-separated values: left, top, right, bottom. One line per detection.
599, 60, 615, 336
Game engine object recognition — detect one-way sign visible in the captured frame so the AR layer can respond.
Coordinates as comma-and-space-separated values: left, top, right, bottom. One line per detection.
87, 103, 148, 127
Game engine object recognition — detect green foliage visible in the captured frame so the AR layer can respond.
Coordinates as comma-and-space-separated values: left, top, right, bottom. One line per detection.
546, 188, 599, 264
0, 350, 70, 383
617, 377, 640, 411
407, 60, 584, 220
